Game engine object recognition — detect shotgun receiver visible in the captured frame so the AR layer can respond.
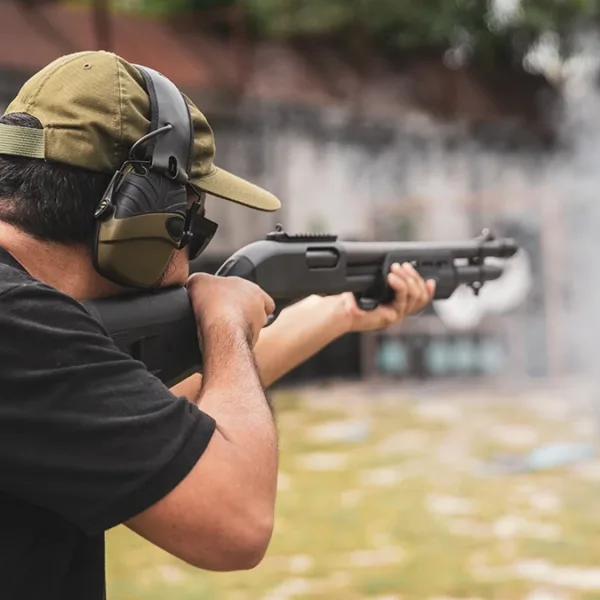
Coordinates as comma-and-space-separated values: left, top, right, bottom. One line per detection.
83, 227, 519, 387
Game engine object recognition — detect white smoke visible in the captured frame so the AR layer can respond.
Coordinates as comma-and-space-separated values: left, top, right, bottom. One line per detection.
434, 252, 533, 331
553, 30, 600, 377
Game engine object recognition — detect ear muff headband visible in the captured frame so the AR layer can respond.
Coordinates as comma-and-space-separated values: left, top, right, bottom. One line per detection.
134, 66, 194, 183
92, 65, 199, 288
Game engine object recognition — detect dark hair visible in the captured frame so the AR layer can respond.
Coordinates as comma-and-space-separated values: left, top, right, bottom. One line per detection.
0, 113, 112, 246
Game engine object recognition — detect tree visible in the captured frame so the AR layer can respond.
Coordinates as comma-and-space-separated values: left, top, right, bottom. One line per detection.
107, 0, 600, 71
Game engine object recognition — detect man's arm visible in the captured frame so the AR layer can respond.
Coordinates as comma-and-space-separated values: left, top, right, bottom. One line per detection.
0, 276, 279, 574
254, 294, 351, 386
126, 273, 278, 570
127, 318, 278, 571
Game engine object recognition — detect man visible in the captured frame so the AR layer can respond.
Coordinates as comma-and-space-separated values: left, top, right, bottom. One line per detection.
0, 51, 435, 600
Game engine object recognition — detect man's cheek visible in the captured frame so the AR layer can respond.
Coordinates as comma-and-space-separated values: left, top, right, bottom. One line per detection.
159, 251, 189, 288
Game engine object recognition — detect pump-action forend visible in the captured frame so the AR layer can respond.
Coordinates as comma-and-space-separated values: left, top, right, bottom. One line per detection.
83, 227, 519, 387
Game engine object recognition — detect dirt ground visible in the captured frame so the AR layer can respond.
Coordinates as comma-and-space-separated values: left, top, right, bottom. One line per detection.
106, 377, 600, 600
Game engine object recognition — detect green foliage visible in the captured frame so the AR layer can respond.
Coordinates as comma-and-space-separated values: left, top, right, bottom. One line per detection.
109, 0, 600, 67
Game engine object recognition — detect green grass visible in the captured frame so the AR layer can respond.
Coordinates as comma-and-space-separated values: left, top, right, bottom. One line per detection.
106, 384, 600, 599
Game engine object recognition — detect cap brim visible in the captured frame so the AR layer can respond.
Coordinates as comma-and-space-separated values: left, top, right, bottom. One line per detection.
192, 166, 281, 212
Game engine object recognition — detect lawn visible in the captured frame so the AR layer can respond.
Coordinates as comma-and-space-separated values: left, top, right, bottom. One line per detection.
106, 380, 600, 600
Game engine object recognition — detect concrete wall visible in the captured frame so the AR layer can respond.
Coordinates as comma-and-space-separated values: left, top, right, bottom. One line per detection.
204, 102, 553, 250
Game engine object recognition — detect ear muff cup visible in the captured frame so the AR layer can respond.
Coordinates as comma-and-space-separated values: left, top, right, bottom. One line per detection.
93, 168, 189, 288
95, 212, 186, 288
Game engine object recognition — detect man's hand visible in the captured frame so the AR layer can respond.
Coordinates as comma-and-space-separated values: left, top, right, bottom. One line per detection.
340, 262, 436, 332
187, 273, 275, 346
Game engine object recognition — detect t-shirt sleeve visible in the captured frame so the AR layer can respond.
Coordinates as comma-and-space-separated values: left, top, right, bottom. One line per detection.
0, 280, 216, 535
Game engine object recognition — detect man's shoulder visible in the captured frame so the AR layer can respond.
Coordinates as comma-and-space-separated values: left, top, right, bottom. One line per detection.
0, 262, 103, 334
0, 262, 75, 305
0, 261, 37, 294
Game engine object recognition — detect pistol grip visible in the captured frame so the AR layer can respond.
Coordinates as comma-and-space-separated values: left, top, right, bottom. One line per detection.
353, 293, 381, 311
353, 252, 398, 310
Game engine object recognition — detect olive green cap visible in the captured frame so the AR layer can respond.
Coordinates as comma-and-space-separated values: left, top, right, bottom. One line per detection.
0, 51, 281, 212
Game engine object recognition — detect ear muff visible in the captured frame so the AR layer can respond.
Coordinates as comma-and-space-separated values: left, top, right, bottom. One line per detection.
92, 65, 211, 289
93, 165, 188, 288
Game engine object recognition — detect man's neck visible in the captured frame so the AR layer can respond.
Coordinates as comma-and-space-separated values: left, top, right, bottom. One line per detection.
0, 222, 124, 300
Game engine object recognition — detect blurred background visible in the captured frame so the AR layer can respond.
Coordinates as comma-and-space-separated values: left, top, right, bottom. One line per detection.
4, 1, 600, 598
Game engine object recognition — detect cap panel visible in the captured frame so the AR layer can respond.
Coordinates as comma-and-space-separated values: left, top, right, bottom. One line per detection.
184, 94, 217, 179
45, 52, 121, 173
114, 59, 154, 168
43, 52, 153, 174
3, 51, 154, 174
4, 52, 88, 117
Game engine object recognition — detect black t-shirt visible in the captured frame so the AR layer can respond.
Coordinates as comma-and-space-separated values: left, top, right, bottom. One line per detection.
0, 248, 216, 599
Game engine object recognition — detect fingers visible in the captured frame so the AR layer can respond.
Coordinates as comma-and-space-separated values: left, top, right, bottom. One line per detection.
400, 263, 424, 313
425, 278, 436, 298
387, 269, 408, 317
263, 291, 276, 318
406, 262, 434, 311
388, 262, 435, 316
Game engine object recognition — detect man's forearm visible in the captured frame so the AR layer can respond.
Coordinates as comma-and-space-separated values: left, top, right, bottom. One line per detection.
196, 320, 274, 426
253, 294, 352, 387
193, 320, 278, 510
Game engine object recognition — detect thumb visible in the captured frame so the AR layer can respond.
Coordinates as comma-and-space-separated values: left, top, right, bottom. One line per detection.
375, 305, 401, 327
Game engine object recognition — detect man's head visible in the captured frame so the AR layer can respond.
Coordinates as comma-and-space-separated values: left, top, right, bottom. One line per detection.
0, 51, 281, 295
